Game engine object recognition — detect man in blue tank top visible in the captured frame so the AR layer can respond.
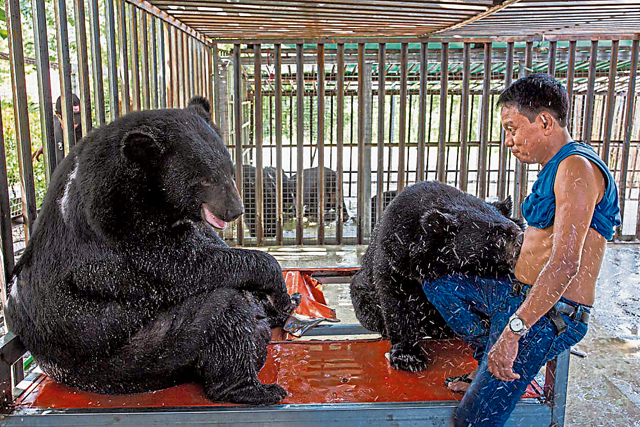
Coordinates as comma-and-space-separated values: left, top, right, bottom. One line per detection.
422, 73, 620, 427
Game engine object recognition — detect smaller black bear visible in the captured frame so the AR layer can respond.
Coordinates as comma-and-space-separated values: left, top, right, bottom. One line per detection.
242, 165, 293, 238
351, 181, 524, 372
284, 167, 350, 223
371, 190, 397, 229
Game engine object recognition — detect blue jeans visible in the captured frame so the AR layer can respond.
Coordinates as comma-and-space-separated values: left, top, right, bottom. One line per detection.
422, 274, 590, 427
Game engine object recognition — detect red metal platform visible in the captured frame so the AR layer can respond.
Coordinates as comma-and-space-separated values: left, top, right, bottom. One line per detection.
11, 269, 543, 412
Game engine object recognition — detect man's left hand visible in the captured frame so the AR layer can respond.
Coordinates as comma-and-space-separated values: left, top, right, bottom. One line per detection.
487, 329, 521, 381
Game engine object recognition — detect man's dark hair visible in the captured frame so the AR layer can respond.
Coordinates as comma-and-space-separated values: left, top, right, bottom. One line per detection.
497, 73, 569, 128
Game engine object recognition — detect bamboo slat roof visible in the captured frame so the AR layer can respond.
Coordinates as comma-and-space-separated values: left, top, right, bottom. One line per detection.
145, 0, 640, 42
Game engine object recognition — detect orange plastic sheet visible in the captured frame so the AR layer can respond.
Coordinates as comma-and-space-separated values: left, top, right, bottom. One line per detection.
283, 270, 337, 320
14, 339, 542, 410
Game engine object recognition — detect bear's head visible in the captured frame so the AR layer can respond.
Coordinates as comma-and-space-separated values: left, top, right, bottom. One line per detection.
113, 96, 243, 232
420, 196, 524, 277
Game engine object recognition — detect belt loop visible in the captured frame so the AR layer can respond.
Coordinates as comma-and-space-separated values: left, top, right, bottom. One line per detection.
573, 305, 582, 321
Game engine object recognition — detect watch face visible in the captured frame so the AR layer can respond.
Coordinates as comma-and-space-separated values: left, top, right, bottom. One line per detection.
510, 317, 525, 332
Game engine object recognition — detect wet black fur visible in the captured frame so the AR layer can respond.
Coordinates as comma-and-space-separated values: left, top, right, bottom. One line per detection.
351, 181, 524, 372
5, 96, 299, 405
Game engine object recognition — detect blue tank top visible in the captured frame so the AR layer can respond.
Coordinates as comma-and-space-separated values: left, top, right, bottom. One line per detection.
521, 141, 621, 240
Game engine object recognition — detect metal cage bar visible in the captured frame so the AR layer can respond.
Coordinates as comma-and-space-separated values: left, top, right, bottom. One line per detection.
74, 0, 93, 134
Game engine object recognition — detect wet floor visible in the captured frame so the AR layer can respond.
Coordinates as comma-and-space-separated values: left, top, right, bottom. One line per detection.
261, 243, 640, 427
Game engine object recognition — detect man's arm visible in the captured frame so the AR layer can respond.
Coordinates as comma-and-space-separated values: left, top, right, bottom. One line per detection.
488, 155, 604, 381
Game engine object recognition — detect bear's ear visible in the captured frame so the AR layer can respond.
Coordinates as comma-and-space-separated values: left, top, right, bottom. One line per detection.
492, 196, 513, 217
120, 130, 163, 164
187, 96, 212, 124
419, 208, 459, 238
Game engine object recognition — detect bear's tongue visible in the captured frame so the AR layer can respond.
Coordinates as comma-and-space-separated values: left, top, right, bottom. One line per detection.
202, 205, 227, 230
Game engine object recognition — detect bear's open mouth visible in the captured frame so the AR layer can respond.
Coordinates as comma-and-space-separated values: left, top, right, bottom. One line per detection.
202, 204, 227, 230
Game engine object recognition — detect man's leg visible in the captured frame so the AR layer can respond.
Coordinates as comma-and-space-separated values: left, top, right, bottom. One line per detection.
454, 309, 588, 427
423, 274, 517, 362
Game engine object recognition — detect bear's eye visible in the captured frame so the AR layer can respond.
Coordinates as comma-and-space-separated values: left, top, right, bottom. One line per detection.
200, 178, 213, 187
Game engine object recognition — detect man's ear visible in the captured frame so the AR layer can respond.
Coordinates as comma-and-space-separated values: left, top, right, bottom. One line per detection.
419, 208, 459, 239
539, 111, 554, 135
492, 196, 513, 217
120, 130, 163, 164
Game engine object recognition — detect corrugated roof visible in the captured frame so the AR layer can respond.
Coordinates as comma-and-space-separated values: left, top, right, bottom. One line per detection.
145, 0, 640, 42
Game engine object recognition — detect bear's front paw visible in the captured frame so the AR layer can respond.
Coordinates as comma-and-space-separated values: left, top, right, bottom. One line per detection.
389, 343, 428, 372
277, 292, 301, 314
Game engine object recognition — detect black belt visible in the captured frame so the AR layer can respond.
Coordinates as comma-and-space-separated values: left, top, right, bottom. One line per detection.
512, 281, 590, 336
552, 300, 590, 325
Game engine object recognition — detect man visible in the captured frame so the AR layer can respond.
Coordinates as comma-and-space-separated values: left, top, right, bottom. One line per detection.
33, 94, 83, 161
422, 73, 621, 427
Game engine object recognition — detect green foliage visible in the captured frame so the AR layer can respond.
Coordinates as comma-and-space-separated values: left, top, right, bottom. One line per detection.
1, 99, 49, 208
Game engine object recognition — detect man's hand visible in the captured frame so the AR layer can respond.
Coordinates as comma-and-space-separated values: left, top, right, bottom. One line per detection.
487, 328, 521, 381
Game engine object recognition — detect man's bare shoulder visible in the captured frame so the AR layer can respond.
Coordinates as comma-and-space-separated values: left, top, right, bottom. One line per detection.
555, 154, 605, 204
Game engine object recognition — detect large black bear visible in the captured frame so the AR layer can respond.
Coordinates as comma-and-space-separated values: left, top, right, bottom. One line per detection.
5, 97, 299, 404
284, 166, 350, 223
351, 181, 524, 372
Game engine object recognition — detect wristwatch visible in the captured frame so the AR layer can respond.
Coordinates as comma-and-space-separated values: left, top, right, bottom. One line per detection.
508, 314, 529, 336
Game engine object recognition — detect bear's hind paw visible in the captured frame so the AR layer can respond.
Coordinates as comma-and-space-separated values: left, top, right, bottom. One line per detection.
389, 344, 429, 372
206, 382, 287, 405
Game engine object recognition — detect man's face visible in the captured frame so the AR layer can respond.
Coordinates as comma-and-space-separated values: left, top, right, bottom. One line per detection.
501, 105, 549, 164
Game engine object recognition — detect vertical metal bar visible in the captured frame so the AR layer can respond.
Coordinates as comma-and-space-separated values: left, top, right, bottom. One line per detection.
398, 42, 408, 193
548, 41, 557, 77
460, 42, 471, 193
0, 112, 15, 295
499, 42, 514, 200
6, 0, 37, 238
547, 351, 570, 427
213, 43, 221, 124
357, 43, 366, 243
140, 11, 150, 110
117, 0, 130, 114
159, 20, 167, 109
336, 44, 345, 244
275, 44, 283, 245
254, 44, 264, 245
417, 43, 427, 183
233, 44, 244, 245
479, 42, 492, 200
617, 39, 639, 239
32, 0, 58, 179
437, 42, 449, 183
150, 17, 158, 109
54, 0, 76, 150
583, 40, 598, 145
377, 43, 386, 224
182, 32, 189, 106
189, 38, 195, 99
105, 0, 119, 120
317, 44, 325, 244
177, 31, 184, 108
88, 0, 106, 124
567, 41, 577, 133
74, 0, 93, 133
603, 40, 619, 164
515, 41, 534, 215
207, 43, 214, 109
296, 43, 305, 245
171, 27, 179, 108
130, 5, 140, 111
